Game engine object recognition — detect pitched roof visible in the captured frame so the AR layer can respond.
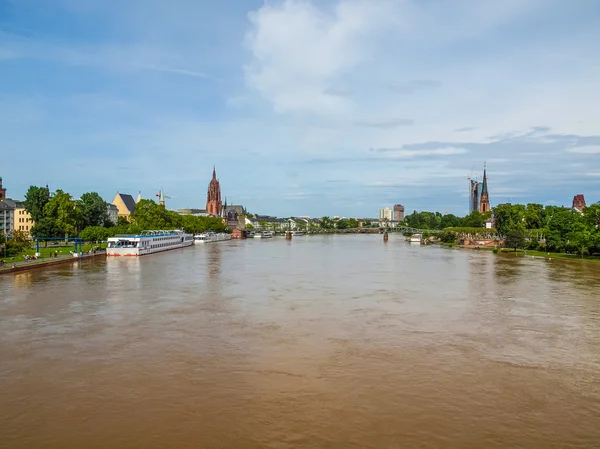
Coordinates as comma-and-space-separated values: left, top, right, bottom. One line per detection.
0, 201, 13, 211
116, 193, 136, 214
0, 199, 24, 209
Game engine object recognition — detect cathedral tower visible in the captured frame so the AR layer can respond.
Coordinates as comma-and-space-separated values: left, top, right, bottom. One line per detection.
479, 166, 490, 214
206, 166, 222, 216
0, 176, 6, 200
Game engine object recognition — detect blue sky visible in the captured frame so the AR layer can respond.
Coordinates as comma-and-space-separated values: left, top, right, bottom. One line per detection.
1, 0, 599, 218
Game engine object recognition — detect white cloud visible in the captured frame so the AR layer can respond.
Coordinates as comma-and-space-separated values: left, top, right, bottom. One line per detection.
378, 147, 468, 158
2, 0, 600, 217
243, 0, 395, 115
355, 118, 414, 128
567, 146, 600, 154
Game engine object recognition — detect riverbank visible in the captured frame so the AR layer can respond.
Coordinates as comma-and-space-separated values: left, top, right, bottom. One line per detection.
441, 242, 600, 263
0, 251, 106, 275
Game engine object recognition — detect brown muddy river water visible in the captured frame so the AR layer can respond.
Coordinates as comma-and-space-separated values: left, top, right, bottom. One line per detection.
1, 235, 600, 448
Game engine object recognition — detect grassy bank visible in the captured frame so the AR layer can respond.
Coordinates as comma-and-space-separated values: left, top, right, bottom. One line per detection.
1, 242, 106, 262
442, 243, 600, 262
498, 248, 600, 262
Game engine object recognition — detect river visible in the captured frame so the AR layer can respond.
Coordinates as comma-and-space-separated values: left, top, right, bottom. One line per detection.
1, 235, 600, 448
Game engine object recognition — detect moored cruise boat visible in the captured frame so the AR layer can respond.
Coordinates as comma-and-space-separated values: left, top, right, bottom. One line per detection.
260, 231, 274, 238
193, 231, 231, 244
292, 230, 305, 236
107, 230, 194, 256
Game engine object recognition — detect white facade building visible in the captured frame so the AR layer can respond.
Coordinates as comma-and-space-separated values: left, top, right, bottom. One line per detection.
378, 207, 393, 221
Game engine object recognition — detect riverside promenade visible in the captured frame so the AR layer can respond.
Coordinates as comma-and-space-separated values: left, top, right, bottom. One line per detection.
0, 250, 106, 275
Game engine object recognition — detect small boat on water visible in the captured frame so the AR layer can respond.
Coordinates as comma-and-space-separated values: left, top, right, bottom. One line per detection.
255, 231, 274, 239
292, 231, 305, 236
194, 231, 231, 244
408, 233, 423, 243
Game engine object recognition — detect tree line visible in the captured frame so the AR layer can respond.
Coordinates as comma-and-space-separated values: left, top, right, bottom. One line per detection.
492, 202, 600, 255
22, 186, 227, 243
408, 203, 600, 255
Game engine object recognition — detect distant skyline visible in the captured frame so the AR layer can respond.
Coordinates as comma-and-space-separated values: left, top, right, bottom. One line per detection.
1, 0, 599, 217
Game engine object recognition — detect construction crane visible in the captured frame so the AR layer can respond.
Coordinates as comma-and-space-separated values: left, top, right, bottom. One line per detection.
155, 189, 171, 206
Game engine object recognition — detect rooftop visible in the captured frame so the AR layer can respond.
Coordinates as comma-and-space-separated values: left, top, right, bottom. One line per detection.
115, 193, 136, 214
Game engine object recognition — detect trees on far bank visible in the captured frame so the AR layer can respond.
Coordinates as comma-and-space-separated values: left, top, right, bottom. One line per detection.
489, 202, 600, 255
24, 186, 51, 223
23, 186, 225, 243
79, 192, 108, 228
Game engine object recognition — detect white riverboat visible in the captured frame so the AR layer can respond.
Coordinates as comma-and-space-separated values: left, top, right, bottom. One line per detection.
259, 231, 274, 239
107, 230, 194, 256
292, 231, 305, 236
193, 231, 231, 244
408, 233, 423, 243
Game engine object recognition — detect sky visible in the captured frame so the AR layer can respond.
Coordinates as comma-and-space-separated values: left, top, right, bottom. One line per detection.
1, 0, 600, 218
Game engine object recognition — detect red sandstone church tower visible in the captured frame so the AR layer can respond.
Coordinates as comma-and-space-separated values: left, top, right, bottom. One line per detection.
0, 176, 6, 200
206, 167, 222, 216
479, 167, 491, 214
572, 194, 586, 213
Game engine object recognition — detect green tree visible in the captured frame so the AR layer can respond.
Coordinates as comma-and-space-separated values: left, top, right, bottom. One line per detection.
23, 185, 50, 222
441, 214, 461, 229
462, 210, 485, 228
504, 228, 526, 251
30, 217, 62, 239
567, 230, 591, 257
430, 212, 442, 229
44, 190, 82, 237
582, 203, 600, 229
80, 226, 110, 243
320, 217, 333, 229
439, 231, 458, 243
116, 216, 129, 227
545, 207, 584, 252
9, 229, 31, 253
131, 199, 175, 230
493, 204, 525, 236
589, 230, 600, 256
524, 203, 544, 229
78, 192, 108, 228
336, 219, 349, 229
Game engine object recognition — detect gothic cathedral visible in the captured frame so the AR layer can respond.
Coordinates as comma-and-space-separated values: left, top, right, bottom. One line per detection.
206, 167, 222, 216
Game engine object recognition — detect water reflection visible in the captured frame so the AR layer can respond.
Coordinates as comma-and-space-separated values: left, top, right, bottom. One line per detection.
206, 242, 222, 280
12, 271, 34, 289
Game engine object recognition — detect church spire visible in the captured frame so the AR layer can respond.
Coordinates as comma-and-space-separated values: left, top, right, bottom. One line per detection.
206, 166, 223, 216
481, 164, 488, 196
479, 163, 490, 214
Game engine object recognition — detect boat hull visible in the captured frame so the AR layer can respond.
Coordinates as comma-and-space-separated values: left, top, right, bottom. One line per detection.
107, 230, 194, 256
